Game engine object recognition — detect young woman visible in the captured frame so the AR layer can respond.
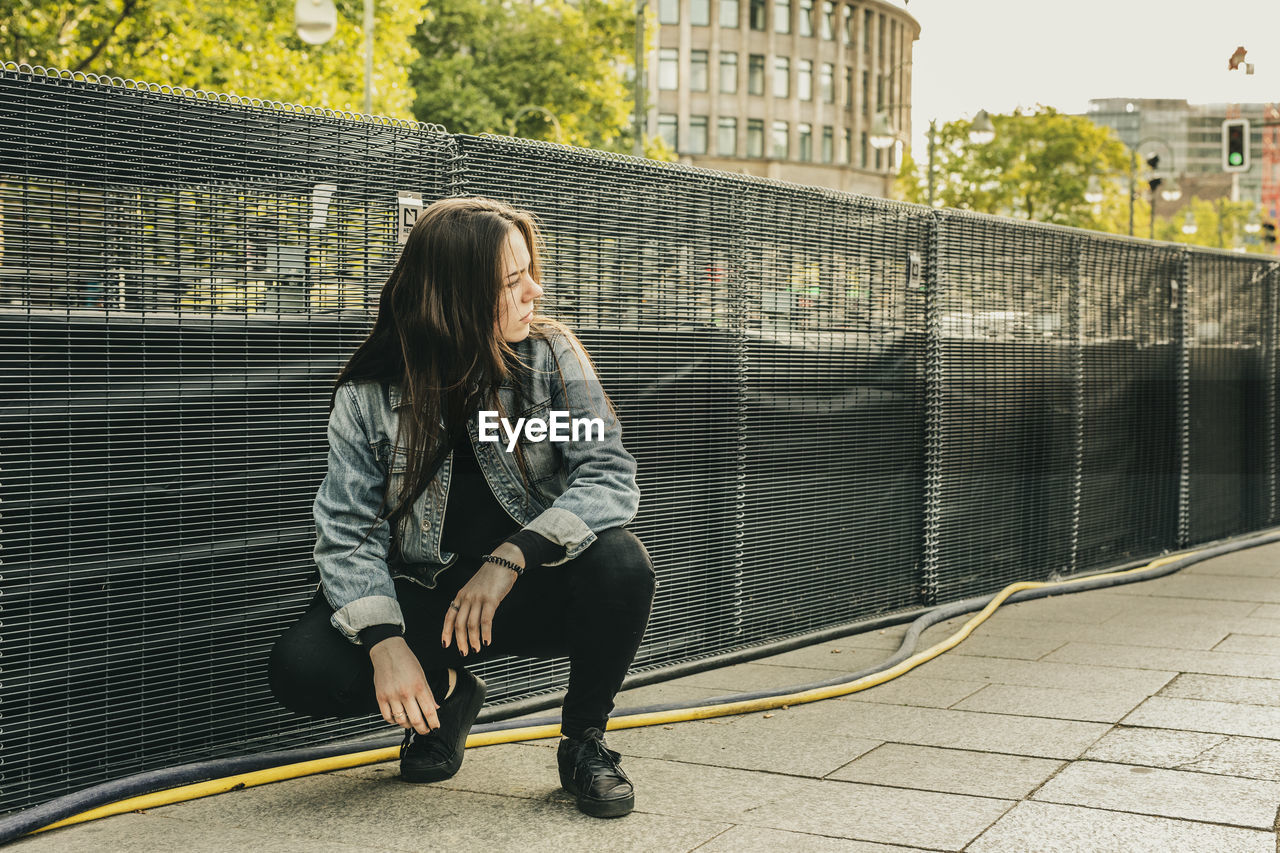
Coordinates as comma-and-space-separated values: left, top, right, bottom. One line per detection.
267, 196, 656, 819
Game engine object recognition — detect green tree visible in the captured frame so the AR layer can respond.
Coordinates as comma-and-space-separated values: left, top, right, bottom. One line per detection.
3, 0, 423, 117
895, 105, 1131, 230
409, 0, 668, 157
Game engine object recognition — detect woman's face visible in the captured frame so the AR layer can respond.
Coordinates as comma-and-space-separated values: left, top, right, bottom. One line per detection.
496, 228, 543, 343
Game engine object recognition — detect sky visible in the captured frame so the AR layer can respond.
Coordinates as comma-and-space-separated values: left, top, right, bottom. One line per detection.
896, 0, 1280, 156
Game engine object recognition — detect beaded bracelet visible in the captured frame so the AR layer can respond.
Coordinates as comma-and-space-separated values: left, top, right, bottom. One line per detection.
483, 554, 525, 577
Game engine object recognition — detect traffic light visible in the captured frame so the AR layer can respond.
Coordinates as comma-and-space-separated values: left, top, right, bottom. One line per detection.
1264, 222, 1277, 245
1223, 118, 1250, 172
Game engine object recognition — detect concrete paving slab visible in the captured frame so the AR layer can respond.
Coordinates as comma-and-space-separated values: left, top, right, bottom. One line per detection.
692, 825, 938, 852
1044, 641, 1280, 678
737, 777, 1013, 851
601, 714, 884, 778
1252, 603, 1280, 620
966, 800, 1274, 853
1030, 759, 1280, 828
8, 812, 387, 853
1122, 695, 1280, 739
723, 698, 1110, 760
933, 633, 1068, 661
950, 683, 1151, 723
1185, 552, 1280, 578
1214, 633, 1280, 656
825, 742, 1063, 799
1158, 672, 1280, 706
906, 652, 1178, 695
981, 596, 1128, 624
758, 642, 901, 671
841, 675, 990, 709
970, 614, 1231, 651
1100, 573, 1280, 603
662, 662, 852, 693
1084, 727, 1280, 782
1084, 590, 1263, 618
1235, 617, 1280, 637
156, 766, 730, 852
1082, 726, 1230, 769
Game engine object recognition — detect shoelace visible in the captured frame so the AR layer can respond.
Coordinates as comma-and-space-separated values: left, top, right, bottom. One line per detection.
401, 727, 454, 763
576, 738, 626, 780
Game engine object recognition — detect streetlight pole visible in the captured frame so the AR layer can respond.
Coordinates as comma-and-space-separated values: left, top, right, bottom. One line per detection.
871, 110, 994, 206
363, 0, 373, 114
634, 0, 647, 156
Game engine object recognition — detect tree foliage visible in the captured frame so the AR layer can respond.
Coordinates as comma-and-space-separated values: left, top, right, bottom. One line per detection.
4, 0, 428, 118
895, 105, 1132, 230
409, 0, 663, 155
4, 0, 669, 157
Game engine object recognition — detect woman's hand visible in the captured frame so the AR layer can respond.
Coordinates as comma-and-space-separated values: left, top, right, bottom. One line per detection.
442, 544, 523, 655
369, 636, 440, 734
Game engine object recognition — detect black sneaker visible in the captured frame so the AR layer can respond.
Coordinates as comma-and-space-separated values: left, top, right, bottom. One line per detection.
557, 727, 635, 818
399, 668, 487, 784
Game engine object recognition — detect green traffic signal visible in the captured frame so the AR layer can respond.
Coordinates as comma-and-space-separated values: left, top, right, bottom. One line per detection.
1229, 152, 1243, 166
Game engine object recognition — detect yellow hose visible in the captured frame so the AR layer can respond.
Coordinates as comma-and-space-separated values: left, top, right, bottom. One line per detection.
34, 550, 1198, 835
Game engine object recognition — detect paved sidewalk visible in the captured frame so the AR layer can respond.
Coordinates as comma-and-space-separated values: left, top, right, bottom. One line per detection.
13, 543, 1280, 852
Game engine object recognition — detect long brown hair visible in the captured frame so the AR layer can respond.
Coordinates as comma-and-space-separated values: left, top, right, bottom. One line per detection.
330, 196, 548, 555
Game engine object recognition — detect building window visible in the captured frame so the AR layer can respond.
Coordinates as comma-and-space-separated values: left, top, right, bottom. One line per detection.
690, 115, 709, 154
843, 128, 852, 164
860, 130, 868, 167
720, 52, 738, 93
876, 73, 883, 112
748, 118, 764, 157
863, 9, 872, 51
798, 122, 812, 161
843, 5, 852, 45
718, 117, 737, 156
748, 54, 765, 95
691, 50, 709, 91
721, 0, 739, 27
798, 0, 813, 37
875, 146, 882, 170
659, 113, 678, 150
774, 0, 790, 34
774, 56, 789, 98
821, 62, 834, 103
797, 59, 812, 101
750, 0, 766, 30
878, 13, 885, 57
822, 125, 833, 163
861, 70, 870, 115
660, 0, 679, 24
845, 67, 853, 108
772, 120, 789, 158
692, 0, 710, 25
659, 48, 679, 90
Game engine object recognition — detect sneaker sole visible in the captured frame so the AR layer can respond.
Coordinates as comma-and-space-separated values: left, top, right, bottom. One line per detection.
574, 792, 635, 819
559, 764, 635, 818
400, 674, 487, 784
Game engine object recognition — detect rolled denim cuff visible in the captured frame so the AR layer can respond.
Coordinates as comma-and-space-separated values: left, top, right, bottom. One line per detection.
522, 507, 596, 565
329, 594, 405, 644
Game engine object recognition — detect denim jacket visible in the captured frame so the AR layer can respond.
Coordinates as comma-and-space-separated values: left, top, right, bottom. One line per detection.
312, 328, 641, 644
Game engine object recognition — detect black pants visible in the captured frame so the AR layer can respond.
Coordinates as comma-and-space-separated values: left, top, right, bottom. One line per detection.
268, 527, 655, 739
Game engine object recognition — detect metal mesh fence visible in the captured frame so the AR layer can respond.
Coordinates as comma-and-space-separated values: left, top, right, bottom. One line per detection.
2, 65, 1278, 814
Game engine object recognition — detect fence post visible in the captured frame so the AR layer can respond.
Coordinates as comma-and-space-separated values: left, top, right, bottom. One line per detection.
1176, 250, 1191, 549
1067, 237, 1084, 576
921, 209, 943, 606
1264, 263, 1279, 527
727, 191, 750, 641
